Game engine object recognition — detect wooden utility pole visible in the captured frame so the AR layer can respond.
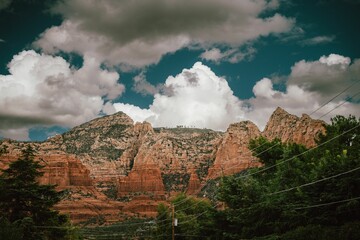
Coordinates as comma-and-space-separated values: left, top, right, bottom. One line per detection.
172, 204, 175, 240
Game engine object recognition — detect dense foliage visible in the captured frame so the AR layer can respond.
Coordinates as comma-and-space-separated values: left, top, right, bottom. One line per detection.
0, 145, 80, 240
217, 115, 360, 239
154, 193, 218, 239
154, 115, 360, 239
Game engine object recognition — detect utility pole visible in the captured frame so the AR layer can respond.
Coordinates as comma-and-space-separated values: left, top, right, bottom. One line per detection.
172, 204, 175, 240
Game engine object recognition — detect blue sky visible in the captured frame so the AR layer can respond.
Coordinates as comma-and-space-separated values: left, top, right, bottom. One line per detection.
0, 0, 359, 141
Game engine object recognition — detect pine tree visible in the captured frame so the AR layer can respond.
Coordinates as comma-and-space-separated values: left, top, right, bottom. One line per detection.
0, 145, 69, 239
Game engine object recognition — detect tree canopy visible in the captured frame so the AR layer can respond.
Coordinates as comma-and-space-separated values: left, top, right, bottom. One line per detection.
154, 193, 218, 239
154, 115, 360, 239
217, 115, 360, 239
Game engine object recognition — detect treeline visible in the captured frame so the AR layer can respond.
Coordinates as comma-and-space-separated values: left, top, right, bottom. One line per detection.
154, 115, 360, 239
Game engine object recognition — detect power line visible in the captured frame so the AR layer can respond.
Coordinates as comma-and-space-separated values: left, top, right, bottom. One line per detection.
156, 111, 360, 223
109, 84, 360, 234
319, 91, 360, 119
309, 79, 360, 116
166, 123, 360, 224
269, 165, 360, 195
62, 82, 360, 232
293, 196, 360, 210
147, 120, 360, 230
241, 123, 360, 178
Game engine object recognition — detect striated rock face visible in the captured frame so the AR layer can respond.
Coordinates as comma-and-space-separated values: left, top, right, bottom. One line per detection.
118, 163, 166, 198
263, 107, 326, 148
0, 142, 125, 223
116, 126, 223, 201
186, 171, 201, 195
207, 121, 262, 179
39, 154, 93, 187
0, 107, 327, 223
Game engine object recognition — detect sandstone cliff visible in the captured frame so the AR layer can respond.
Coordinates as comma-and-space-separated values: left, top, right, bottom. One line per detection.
263, 107, 326, 148
0, 107, 326, 223
207, 121, 262, 179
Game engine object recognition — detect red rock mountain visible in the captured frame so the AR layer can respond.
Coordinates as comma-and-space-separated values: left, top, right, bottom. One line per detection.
0, 107, 325, 223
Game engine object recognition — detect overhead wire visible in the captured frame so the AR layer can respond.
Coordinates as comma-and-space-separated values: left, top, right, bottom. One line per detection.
69, 79, 360, 235
119, 96, 360, 232
293, 196, 360, 210
269, 165, 360, 195
319, 91, 360, 119
161, 112, 360, 225
309, 79, 360, 116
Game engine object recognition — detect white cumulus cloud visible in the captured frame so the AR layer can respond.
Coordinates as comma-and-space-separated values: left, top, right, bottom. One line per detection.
0, 50, 124, 140
244, 54, 360, 129
114, 62, 245, 130
114, 55, 360, 132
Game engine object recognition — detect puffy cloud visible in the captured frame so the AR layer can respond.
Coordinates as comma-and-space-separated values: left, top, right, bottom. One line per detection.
35, 0, 294, 67
114, 55, 360, 132
319, 53, 351, 67
114, 62, 245, 130
245, 78, 323, 129
244, 54, 360, 129
288, 53, 359, 98
0, 50, 124, 140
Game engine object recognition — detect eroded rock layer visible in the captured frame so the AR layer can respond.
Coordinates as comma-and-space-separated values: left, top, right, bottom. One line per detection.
207, 121, 262, 179
0, 107, 326, 223
263, 107, 326, 148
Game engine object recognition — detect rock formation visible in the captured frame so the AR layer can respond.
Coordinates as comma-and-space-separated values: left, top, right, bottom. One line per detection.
263, 107, 326, 148
118, 163, 166, 198
207, 121, 262, 179
0, 107, 326, 223
186, 171, 201, 195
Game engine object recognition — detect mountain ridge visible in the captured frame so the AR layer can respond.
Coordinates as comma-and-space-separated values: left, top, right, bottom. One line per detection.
0, 107, 326, 223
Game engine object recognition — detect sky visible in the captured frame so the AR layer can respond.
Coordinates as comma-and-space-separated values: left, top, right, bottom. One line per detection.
0, 0, 360, 141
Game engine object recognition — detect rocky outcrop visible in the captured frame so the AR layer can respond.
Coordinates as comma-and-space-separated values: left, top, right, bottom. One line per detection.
0, 107, 328, 224
117, 127, 222, 194
54, 186, 126, 224
45, 111, 137, 179
39, 154, 93, 187
263, 107, 326, 148
118, 163, 166, 198
207, 121, 262, 179
186, 171, 201, 195
0, 142, 93, 188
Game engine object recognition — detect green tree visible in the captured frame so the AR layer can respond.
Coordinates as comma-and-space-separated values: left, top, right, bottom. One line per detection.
154, 193, 218, 239
0, 145, 72, 240
217, 115, 360, 239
